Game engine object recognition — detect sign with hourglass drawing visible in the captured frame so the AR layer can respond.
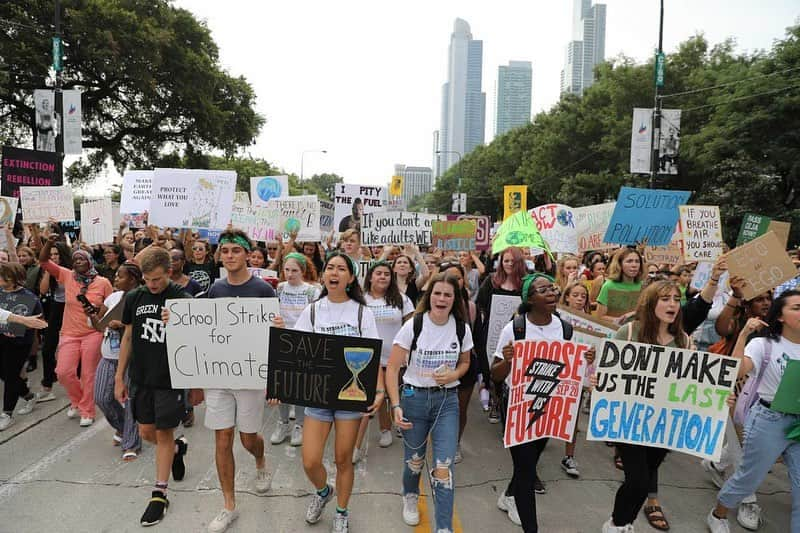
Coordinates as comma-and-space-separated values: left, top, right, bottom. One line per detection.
267, 328, 382, 412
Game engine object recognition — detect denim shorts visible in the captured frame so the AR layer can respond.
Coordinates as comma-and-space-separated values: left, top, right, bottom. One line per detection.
304, 407, 364, 422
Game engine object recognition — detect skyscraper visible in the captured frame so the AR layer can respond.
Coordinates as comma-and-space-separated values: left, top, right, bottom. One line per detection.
394, 164, 433, 209
560, 0, 606, 96
495, 61, 532, 136
437, 18, 485, 177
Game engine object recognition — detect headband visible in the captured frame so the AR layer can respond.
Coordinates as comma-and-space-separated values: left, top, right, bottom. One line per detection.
369, 259, 391, 271
219, 235, 252, 251
521, 273, 555, 303
285, 252, 307, 267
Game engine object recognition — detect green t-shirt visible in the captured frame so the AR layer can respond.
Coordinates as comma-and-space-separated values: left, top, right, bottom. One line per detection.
597, 279, 642, 317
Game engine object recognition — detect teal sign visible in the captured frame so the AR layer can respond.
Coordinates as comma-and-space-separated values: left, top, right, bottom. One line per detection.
52, 37, 62, 72
655, 52, 665, 88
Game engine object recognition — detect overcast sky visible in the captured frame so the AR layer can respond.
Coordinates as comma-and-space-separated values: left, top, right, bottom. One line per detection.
113, 1, 798, 190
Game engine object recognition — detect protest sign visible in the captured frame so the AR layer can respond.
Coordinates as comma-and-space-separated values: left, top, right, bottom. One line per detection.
79, 198, 114, 245
432, 219, 477, 251
360, 211, 442, 246
769, 221, 791, 250
320, 200, 334, 238
574, 202, 616, 253
165, 298, 280, 389
644, 243, 683, 266
504, 339, 588, 447
679, 206, 723, 262
0, 196, 18, 225
251, 175, 289, 207
20, 185, 74, 223
231, 197, 321, 242
690, 262, 730, 293
119, 170, 153, 214
726, 231, 797, 300
149, 168, 236, 230
0, 287, 40, 337
503, 185, 527, 220
486, 295, 519, 357
1, 146, 62, 198
606, 289, 641, 318
447, 214, 491, 251
59, 220, 80, 243
122, 213, 147, 228
529, 203, 578, 254
234, 191, 250, 205
492, 209, 551, 257
334, 183, 383, 233
603, 187, 691, 247
556, 305, 616, 337
736, 213, 771, 246
588, 339, 740, 460
267, 328, 382, 412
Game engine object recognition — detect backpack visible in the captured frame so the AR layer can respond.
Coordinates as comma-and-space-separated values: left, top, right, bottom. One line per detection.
309, 300, 364, 336
512, 313, 574, 342
409, 313, 466, 364
733, 337, 773, 426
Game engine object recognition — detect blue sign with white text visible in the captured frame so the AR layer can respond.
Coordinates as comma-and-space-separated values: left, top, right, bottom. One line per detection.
602, 187, 691, 247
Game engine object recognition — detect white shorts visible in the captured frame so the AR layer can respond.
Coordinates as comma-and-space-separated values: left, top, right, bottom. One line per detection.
203, 389, 266, 434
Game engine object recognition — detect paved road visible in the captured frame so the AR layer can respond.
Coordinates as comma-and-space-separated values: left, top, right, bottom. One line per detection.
0, 369, 792, 532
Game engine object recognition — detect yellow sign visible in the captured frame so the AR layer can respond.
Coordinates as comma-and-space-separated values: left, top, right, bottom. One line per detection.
503, 185, 527, 220
390, 175, 404, 197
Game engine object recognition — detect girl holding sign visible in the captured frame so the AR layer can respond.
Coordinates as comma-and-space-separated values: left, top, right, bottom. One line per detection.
386, 272, 474, 532
293, 251, 383, 533
600, 280, 689, 533
596, 248, 644, 320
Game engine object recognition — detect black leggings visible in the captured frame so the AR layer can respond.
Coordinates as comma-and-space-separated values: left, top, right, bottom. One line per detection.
0, 338, 32, 413
41, 301, 64, 388
611, 443, 668, 526
506, 438, 549, 533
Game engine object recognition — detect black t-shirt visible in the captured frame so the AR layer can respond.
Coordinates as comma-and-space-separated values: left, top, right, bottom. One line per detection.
207, 275, 276, 298
184, 261, 219, 292
122, 282, 191, 388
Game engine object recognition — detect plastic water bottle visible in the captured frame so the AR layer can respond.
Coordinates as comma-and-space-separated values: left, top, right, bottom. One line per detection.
480, 388, 490, 412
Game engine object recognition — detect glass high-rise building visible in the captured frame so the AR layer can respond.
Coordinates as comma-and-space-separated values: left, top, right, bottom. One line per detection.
560, 0, 606, 96
495, 61, 532, 136
393, 164, 433, 209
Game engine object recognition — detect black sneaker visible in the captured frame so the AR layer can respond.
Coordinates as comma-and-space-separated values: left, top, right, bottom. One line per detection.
172, 437, 188, 481
534, 476, 546, 494
140, 491, 169, 526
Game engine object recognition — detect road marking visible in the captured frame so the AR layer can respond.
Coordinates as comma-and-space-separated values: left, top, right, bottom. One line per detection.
414, 476, 430, 533
0, 419, 108, 505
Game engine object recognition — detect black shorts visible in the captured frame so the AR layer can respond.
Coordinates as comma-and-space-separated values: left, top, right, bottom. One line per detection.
130, 384, 184, 430
457, 352, 479, 390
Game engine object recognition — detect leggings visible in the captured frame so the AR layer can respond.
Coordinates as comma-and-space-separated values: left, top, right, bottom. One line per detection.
41, 301, 64, 388
0, 338, 32, 413
612, 444, 668, 526
506, 438, 549, 533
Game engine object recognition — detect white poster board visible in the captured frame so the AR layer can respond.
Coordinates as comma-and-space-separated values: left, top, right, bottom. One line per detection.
165, 297, 280, 389
120, 170, 154, 214
20, 185, 74, 223
360, 211, 442, 246
574, 202, 616, 253
79, 198, 114, 245
334, 183, 383, 233
0, 196, 19, 225
485, 294, 519, 361
251, 175, 289, 207
679, 205, 724, 262
529, 203, 578, 254
149, 168, 236, 230
230, 196, 321, 242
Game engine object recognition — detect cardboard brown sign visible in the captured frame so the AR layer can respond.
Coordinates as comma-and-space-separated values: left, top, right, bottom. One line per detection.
726, 231, 798, 300
606, 289, 642, 317
644, 244, 683, 266
769, 220, 791, 250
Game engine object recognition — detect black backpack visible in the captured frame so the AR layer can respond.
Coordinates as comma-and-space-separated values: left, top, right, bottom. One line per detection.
512, 313, 573, 341
409, 313, 466, 362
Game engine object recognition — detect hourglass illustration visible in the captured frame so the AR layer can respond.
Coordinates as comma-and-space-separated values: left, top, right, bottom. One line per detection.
339, 347, 374, 401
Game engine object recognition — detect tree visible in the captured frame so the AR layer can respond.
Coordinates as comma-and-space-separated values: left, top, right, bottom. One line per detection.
0, 0, 264, 185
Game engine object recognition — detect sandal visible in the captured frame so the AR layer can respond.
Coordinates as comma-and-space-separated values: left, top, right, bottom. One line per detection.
122, 450, 139, 462
614, 454, 624, 471
643, 505, 670, 531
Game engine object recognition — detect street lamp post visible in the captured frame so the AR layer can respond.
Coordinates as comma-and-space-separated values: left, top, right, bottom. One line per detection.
300, 149, 327, 183
649, 0, 665, 188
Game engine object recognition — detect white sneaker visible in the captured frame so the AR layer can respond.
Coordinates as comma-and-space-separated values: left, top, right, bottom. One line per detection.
702, 459, 727, 489
561, 455, 580, 478
290, 424, 303, 447
454, 444, 463, 464
270, 421, 289, 444
305, 485, 334, 524
737, 502, 762, 531
253, 466, 272, 494
15, 396, 36, 415
0, 413, 14, 431
66, 406, 79, 419
208, 508, 239, 533
378, 429, 393, 448
79, 417, 94, 427
602, 518, 635, 532
35, 390, 56, 402
402, 493, 420, 526
706, 510, 731, 533
352, 442, 366, 464
332, 512, 349, 533
497, 492, 521, 526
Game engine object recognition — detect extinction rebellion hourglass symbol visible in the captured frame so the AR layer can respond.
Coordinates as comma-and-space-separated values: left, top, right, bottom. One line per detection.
339, 347, 374, 402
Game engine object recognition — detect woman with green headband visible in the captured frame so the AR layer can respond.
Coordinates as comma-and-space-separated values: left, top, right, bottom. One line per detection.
491, 273, 594, 531
270, 252, 321, 447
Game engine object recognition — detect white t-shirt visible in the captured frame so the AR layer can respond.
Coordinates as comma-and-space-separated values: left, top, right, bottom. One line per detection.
745, 336, 800, 403
365, 293, 415, 365
293, 297, 380, 340
493, 315, 566, 388
393, 312, 474, 388
277, 281, 321, 328
100, 291, 125, 360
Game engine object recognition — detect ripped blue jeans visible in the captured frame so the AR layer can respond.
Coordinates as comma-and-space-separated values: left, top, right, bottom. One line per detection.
401, 385, 459, 532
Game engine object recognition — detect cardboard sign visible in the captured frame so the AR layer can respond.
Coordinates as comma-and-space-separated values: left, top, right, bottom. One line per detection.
769, 221, 791, 250
360, 211, 442, 246
556, 306, 616, 337
320, 200, 335, 238
726, 231, 798, 300
504, 185, 527, 220
431, 219, 477, 251
447, 214, 491, 251
1, 146, 62, 198
165, 298, 280, 389
574, 202, 616, 253
606, 289, 641, 317
679, 205, 723, 262
529, 203, 578, 254
334, 183, 383, 233
0, 288, 40, 337
79, 198, 114, 245
20, 185, 74, 223
504, 339, 588, 447
588, 339, 740, 461
0, 196, 18, 225
251, 175, 289, 207
267, 328, 382, 412
149, 168, 236, 230
736, 214, 791, 249
644, 243, 683, 266
119, 170, 153, 214
603, 187, 691, 247
486, 295, 519, 359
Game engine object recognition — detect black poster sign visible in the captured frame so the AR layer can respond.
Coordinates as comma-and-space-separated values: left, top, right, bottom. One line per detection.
267, 328, 382, 412
0, 289, 40, 337
1, 146, 63, 198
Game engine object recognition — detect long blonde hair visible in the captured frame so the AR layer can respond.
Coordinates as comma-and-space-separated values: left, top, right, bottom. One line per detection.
606, 248, 644, 283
